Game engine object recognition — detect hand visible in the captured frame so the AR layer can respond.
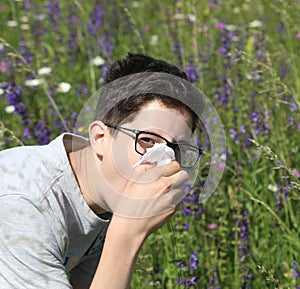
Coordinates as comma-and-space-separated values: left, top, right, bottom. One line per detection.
111, 160, 188, 239
90, 161, 188, 289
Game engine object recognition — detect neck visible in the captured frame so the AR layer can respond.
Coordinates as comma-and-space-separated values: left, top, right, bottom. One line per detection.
68, 145, 108, 215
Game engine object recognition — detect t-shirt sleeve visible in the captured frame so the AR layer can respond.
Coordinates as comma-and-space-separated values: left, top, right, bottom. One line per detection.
0, 195, 71, 289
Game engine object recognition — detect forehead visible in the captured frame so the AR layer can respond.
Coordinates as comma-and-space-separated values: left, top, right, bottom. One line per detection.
124, 101, 193, 140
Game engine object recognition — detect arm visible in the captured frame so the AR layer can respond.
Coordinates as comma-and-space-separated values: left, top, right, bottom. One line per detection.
90, 162, 187, 289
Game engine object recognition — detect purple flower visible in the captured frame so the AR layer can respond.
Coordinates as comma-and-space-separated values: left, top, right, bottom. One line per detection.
34, 122, 52, 145
290, 102, 298, 112
277, 21, 285, 35
0, 60, 7, 73
229, 128, 238, 143
175, 277, 183, 286
215, 22, 226, 30
293, 168, 300, 179
239, 124, 246, 133
188, 251, 198, 270
183, 223, 190, 231
87, 5, 105, 36
236, 210, 253, 286
45, 0, 61, 31
292, 260, 300, 289
176, 261, 185, 271
20, 37, 34, 66
208, 273, 220, 289
185, 62, 200, 83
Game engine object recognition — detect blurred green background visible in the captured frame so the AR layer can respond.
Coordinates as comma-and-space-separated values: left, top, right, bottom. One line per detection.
0, 0, 299, 288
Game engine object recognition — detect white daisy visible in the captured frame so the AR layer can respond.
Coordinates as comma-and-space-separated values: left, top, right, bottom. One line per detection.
249, 20, 263, 28
267, 184, 279, 193
25, 78, 44, 87
57, 82, 71, 93
5, 105, 15, 114
92, 56, 105, 66
37, 67, 52, 75
149, 35, 158, 46
7, 20, 18, 27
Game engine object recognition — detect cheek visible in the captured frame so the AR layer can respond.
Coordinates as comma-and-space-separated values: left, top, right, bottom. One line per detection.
127, 140, 142, 166
110, 135, 142, 174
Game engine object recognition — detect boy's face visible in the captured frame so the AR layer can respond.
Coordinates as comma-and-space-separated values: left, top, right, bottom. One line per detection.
99, 100, 193, 194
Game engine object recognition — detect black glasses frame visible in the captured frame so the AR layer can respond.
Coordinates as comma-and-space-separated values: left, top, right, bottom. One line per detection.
106, 124, 202, 168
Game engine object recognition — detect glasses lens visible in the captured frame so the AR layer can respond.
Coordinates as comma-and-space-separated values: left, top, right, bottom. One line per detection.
136, 132, 167, 154
176, 144, 200, 168
135, 132, 201, 168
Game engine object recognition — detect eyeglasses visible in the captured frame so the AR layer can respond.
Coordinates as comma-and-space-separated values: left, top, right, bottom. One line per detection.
106, 124, 202, 169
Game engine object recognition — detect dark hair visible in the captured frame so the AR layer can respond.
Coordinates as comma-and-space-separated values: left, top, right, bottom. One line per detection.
95, 53, 199, 130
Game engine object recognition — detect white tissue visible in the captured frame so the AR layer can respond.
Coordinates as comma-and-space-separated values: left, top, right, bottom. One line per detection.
133, 143, 175, 168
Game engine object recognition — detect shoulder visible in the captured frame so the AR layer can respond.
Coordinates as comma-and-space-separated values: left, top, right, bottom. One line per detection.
0, 133, 85, 200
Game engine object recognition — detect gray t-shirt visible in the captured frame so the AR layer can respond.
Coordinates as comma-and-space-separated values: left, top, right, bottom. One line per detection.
0, 133, 111, 288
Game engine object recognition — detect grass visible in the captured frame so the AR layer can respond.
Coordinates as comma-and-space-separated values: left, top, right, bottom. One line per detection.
0, 0, 299, 288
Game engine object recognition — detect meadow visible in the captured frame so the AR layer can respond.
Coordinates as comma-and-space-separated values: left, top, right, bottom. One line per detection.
0, 0, 299, 288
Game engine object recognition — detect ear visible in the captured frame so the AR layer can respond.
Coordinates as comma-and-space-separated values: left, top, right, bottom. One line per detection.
89, 121, 110, 156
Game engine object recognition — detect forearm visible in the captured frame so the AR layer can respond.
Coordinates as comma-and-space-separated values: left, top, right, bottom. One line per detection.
89, 216, 146, 289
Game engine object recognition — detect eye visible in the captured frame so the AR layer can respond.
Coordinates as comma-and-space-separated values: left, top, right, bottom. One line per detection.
139, 137, 155, 146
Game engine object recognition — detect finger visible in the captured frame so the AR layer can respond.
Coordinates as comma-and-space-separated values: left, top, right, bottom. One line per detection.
162, 169, 188, 189
131, 160, 181, 185
160, 170, 189, 205
159, 161, 181, 177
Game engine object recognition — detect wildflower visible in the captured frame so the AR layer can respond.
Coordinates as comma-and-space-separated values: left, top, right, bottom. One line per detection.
34, 122, 52, 145
183, 223, 190, 231
237, 210, 252, 286
45, 0, 61, 32
292, 168, 300, 179
0, 61, 7, 74
92, 56, 105, 66
20, 37, 34, 66
21, 16, 29, 22
37, 67, 52, 75
20, 24, 30, 30
267, 184, 279, 193
87, 5, 104, 36
174, 13, 185, 20
5, 105, 15, 114
185, 63, 200, 83
229, 128, 238, 143
57, 82, 71, 93
176, 261, 185, 271
215, 22, 226, 30
7, 20, 18, 27
290, 102, 298, 112
187, 14, 196, 22
149, 35, 158, 46
208, 223, 218, 230
249, 20, 263, 28
25, 79, 44, 87
240, 124, 246, 133
0, 88, 4, 95
292, 260, 300, 279
226, 24, 237, 32
296, 32, 300, 39
188, 251, 198, 270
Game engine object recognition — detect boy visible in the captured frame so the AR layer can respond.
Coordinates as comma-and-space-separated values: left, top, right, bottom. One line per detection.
0, 53, 203, 288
